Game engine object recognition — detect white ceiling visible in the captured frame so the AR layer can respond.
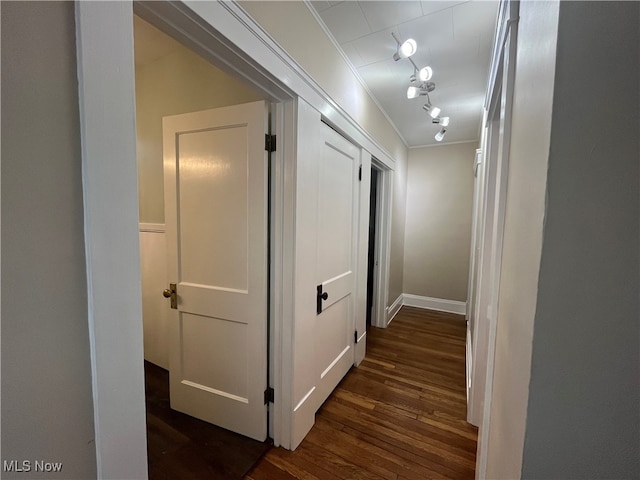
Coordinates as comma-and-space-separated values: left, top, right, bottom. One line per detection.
309, 0, 499, 147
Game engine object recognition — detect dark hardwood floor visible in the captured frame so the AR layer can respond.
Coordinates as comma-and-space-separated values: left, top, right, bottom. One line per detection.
144, 361, 272, 479
246, 306, 478, 480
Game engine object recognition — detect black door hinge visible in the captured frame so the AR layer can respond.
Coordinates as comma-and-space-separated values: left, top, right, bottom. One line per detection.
265, 134, 276, 153
358, 164, 362, 181
354, 330, 359, 344
264, 387, 274, 404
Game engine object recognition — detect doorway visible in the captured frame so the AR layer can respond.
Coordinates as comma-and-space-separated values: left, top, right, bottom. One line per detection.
366, 166, 380, 327
366, 158, 393, 329
133, 13, 276, 474
134, 14, 266, 370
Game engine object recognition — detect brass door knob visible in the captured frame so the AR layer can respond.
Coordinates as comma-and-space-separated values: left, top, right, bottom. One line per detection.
162, 283, 177, 309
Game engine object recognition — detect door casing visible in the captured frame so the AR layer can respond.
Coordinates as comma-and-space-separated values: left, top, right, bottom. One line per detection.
370, 158, 393, 328
466, 1, 520, 478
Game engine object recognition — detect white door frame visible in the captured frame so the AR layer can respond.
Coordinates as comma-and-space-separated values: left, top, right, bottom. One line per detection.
370, 159, 393, 329
76, 0, 399, 476
466, 146, 485, 407
466, 0, 520, 478
468, 86, 502, 426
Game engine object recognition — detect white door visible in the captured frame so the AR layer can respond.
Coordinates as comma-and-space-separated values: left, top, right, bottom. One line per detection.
314, 122, 361, 406
163, 100, 268, 441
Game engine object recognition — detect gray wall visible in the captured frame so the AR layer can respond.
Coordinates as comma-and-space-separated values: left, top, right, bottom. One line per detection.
1, 2, 97, 478
522, 1, 640, 478
403, 143, 475, 302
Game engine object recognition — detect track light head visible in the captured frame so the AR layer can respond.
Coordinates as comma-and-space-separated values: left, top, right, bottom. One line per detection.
408, 82, 436, 99
400, 39, 417, 58
394, 38, 417, 61
419, 66, 433, 82
435, 128, 447, 142
432, 116, 450, 127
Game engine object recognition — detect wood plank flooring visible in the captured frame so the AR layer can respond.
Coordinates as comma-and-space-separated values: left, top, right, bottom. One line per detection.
246, 306, 478, 480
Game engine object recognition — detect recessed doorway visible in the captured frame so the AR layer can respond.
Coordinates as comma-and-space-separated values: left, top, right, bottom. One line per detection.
366, 166, 380, 327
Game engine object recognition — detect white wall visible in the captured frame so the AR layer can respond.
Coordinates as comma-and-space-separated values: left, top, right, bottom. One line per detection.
521, 2, 639, 477
1, 2, 97, 477
139, 227, 170, 369
404, 143, 475, 302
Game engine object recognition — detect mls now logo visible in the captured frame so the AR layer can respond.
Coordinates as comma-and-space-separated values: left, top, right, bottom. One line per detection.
3, 460, 63, 473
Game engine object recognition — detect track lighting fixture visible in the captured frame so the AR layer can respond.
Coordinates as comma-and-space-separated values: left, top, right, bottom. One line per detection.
392, 32, 450, 142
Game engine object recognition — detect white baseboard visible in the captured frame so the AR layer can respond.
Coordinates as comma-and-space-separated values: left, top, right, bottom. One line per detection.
402, 294, 467, 315
386, 294, 403, 326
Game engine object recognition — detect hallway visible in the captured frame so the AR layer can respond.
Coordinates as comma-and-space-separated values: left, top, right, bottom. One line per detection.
247, 306, 477, 479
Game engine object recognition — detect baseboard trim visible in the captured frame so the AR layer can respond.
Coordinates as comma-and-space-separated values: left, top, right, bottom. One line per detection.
402, 294, 467, 315
386, 294, 403, 326
139, 223, 165, 233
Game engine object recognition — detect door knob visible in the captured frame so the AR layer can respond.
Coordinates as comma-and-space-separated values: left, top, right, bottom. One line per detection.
162, 283, 177, 309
